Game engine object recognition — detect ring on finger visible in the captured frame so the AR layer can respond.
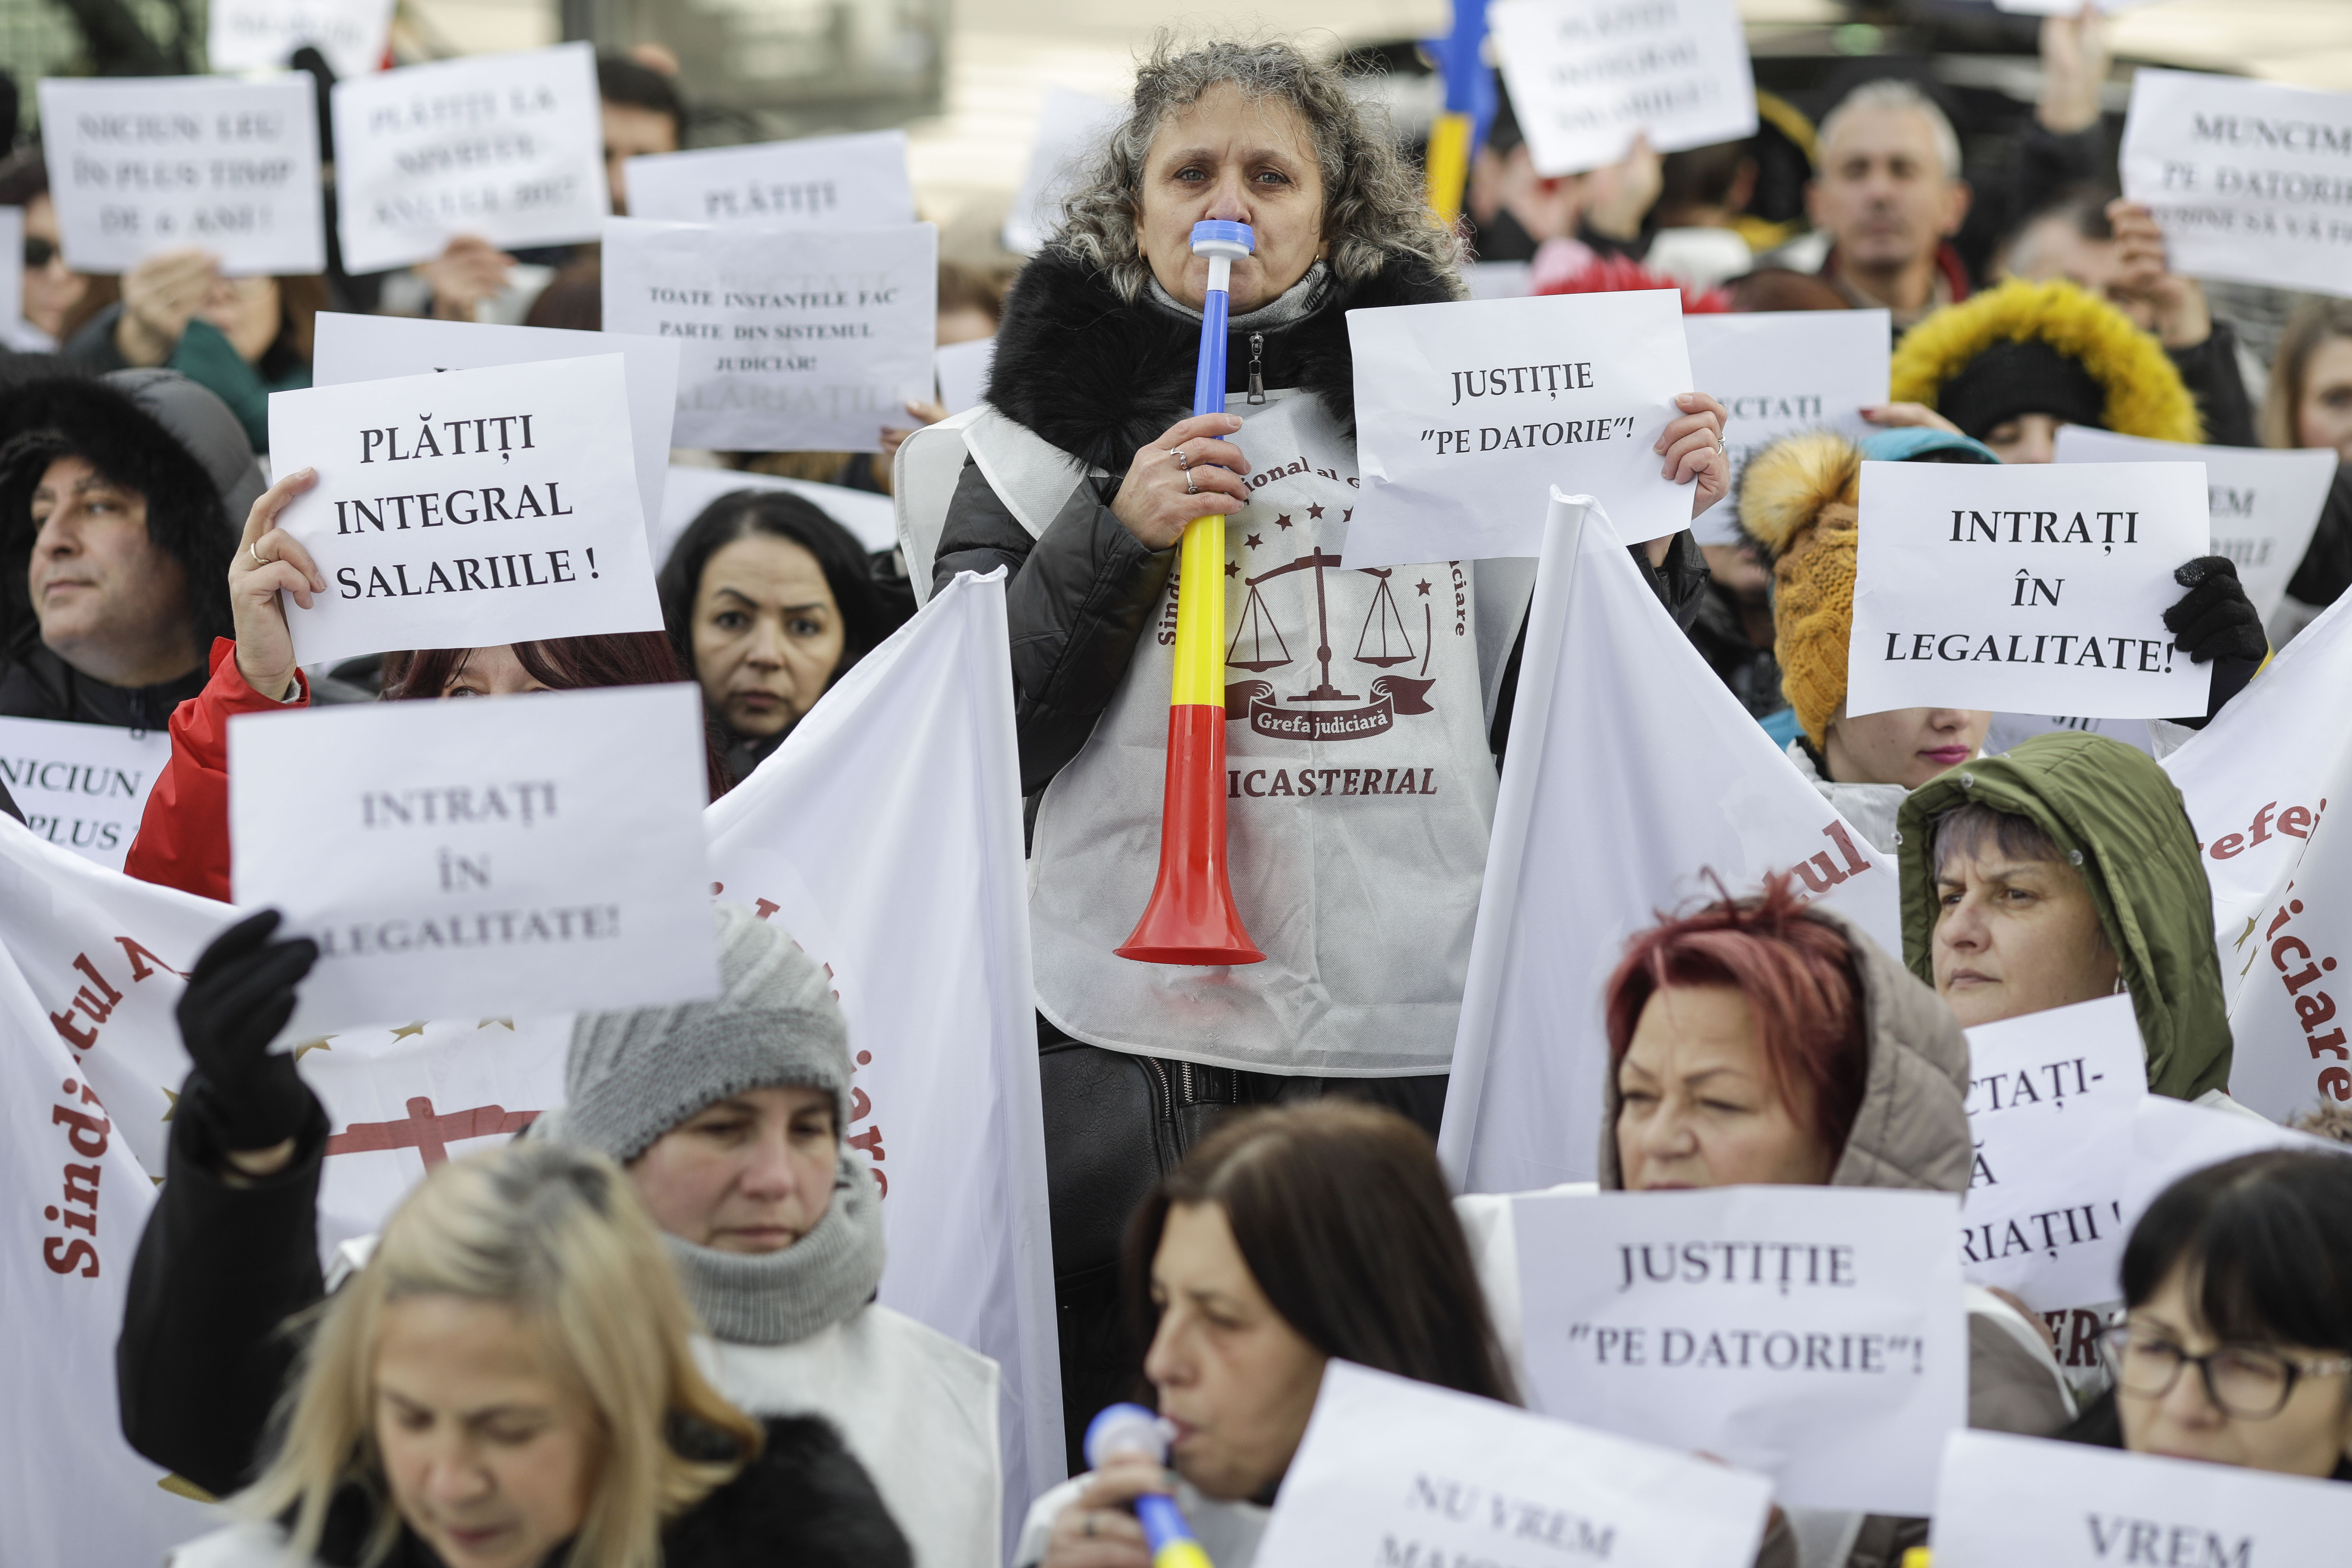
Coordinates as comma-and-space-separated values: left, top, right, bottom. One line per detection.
249, 542, 269, 569
1169, 446, 1191, 470
1185, 468, 1199, 495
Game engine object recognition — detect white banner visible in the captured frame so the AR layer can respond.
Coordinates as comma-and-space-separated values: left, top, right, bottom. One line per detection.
1347, 290, 1695, 568
1959, 994, 2148, 1311
1438, 492, 1898, 1195
2161, 593, 2352, 1009
37, 74, 324, 275
208, 0, 395, 81
1685, 309, 1890, 546
1934, 1430, 2352, 1568
624, 130, 914, 227
2054, 426, 2335, 623
1491, 0, 1759, 177
1255, 1361, 1773, 1568
1515, 1185, 1968, 1515
2122, 68, 2352, 299
330, 43, 608, 274
601, 217, 939, 452
228, 683, 720, 1035
310, 312, 681, 556
0, 206, 24, 343
1848, 460, 2212, 720
265, 354, 664, 666
0, 717, 171, 872
656, 465, 896, 566
704, 569, 1060, 1553
2118, 1096, 2342, 1239
0, 936, 222, 1564
1002, 87, 1124, 256
2225, 795, 2352, 1125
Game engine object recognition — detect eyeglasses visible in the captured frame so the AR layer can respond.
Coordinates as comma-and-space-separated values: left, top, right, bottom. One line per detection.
24, 235, 56, 269
2101, 1323, 2352, 1419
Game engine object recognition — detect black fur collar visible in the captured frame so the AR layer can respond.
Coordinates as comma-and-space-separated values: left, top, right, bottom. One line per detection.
986, 246, 1460, 474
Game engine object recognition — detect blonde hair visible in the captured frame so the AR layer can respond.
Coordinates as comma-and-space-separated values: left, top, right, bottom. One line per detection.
241, 1143, 760, 1568
1056, 34, 1464, 303
2260, 295, 2352, 451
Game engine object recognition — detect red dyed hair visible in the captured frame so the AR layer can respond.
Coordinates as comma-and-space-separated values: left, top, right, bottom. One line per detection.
1603, 872, 1870, 1158
382, 632, 731, 800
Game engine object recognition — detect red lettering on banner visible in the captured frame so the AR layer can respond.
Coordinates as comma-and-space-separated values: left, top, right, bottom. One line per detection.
2254, 882, 2352, 1105
44, 934, 188, 1057
40, 1078, 109, 1278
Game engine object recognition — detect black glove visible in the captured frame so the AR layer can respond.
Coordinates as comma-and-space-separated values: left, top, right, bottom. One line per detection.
2163, 556, 2267, 666
175, 909, 320, 1152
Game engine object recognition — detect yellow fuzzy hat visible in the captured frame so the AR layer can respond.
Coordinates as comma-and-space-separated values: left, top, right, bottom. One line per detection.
1739, 430, 1862, 746
1890, 278, 2204, 444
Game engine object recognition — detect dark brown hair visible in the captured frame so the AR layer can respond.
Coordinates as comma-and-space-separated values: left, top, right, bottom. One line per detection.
383, 632, 729, 800
1121, 1101, 1516, 1406
1605, 871, 1871, 1160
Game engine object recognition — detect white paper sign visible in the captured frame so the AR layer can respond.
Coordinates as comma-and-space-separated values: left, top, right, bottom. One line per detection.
1255, 1361, 1773, 1568
0, 206, 23, 344
265, 355, 663, 666
2118, 1096, 2343, 1240
2054, 425, 2335, 624
601, 217, 939, 452
229, 683, 719, 1034
1348, 290, 1694, 568
1992, 0, 2167, 12
936, 334, 995, 416
209, 0, 395, 81
36, 75, 324, 275
656, 465, 897, 567
1514, 1185, 1968, 1515
624, 130, 913, 227
331, 43, 609, 274
310, 312, 680, 551
2122, 69, 2352, 300
1002, 87, 1124, 256
1491, 0, 1760, 177
1959, 995, 2149, 1312
1848, 461, 2212, 720
1934, 1429, 2352, 1568
1685, 309, 1891, 546
0, 718, 171, 872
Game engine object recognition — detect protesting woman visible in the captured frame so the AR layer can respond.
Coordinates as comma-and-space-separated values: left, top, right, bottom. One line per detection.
2062, 1150, 2352, 1479
123, 903, 1003, 1568
913, 34, 1730, 1438
124, 468, 729, 901
1015, 1101, 1513, 1568
657, 489, 896, 783
164, 1139, 906, 1568
2257, 297, 2352, 643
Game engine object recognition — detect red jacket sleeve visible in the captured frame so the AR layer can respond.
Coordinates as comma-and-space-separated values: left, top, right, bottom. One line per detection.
123, 638, 310, 902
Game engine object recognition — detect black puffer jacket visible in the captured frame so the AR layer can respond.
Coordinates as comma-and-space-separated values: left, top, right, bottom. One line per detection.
932, 246, 1709, 792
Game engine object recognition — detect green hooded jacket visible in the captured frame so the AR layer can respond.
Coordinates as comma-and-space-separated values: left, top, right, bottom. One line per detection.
1895, 731, 2232, 1101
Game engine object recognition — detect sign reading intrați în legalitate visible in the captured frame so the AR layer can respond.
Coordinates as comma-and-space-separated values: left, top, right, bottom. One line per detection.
1847, 460, 2211, 721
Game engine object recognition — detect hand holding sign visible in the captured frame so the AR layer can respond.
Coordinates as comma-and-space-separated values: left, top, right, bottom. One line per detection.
232, 466, 329, 702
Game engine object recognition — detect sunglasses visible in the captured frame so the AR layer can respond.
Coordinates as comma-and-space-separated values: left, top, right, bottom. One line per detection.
24, 235, 57, 269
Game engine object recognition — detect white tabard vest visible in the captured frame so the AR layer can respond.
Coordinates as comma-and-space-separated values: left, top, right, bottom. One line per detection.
1023, 390, 1500, 1076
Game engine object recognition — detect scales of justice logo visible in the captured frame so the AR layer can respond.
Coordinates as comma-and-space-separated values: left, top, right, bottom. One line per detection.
1221, 508, 1445, 743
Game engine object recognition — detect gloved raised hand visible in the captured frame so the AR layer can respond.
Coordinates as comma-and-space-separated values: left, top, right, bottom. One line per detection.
2163, 556, 2267, 666
175, 909, 319, 1152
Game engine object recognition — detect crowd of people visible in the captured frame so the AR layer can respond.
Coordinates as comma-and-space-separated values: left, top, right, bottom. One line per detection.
4, 10, 2352, 1568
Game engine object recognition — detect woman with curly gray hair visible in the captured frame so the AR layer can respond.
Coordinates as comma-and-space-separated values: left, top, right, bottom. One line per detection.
917, 35, 1730, 1453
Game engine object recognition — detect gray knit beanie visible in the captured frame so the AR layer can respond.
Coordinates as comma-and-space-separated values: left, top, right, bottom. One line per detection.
555, 902, 851, 1162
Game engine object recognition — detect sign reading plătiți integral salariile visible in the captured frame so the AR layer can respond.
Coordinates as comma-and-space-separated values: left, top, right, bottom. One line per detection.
36, 74, 324, 275
1346, 288, 1694, 568
229, 683, 720, 1037
600, 217, 938, 451
264, 354, 662, 667
1847, 460, 2211, 721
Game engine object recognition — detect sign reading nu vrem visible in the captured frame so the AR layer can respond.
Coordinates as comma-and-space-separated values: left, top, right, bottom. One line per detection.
0, 718, 170, 871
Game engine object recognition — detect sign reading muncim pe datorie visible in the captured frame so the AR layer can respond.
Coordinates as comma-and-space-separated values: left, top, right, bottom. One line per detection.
600, 217, 939, 452
1847, 460, 2212, 721
2122, 68, 2352, 300
623, 129, 915, 227
1346, 287, 1694, 568
1490, 0, 1759, 177
330, 42, 608, 274
264, 354, 663, 667
37, 74, 324, 275
229, 683, 720, 1037
1515, 1184, 1968, 1516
